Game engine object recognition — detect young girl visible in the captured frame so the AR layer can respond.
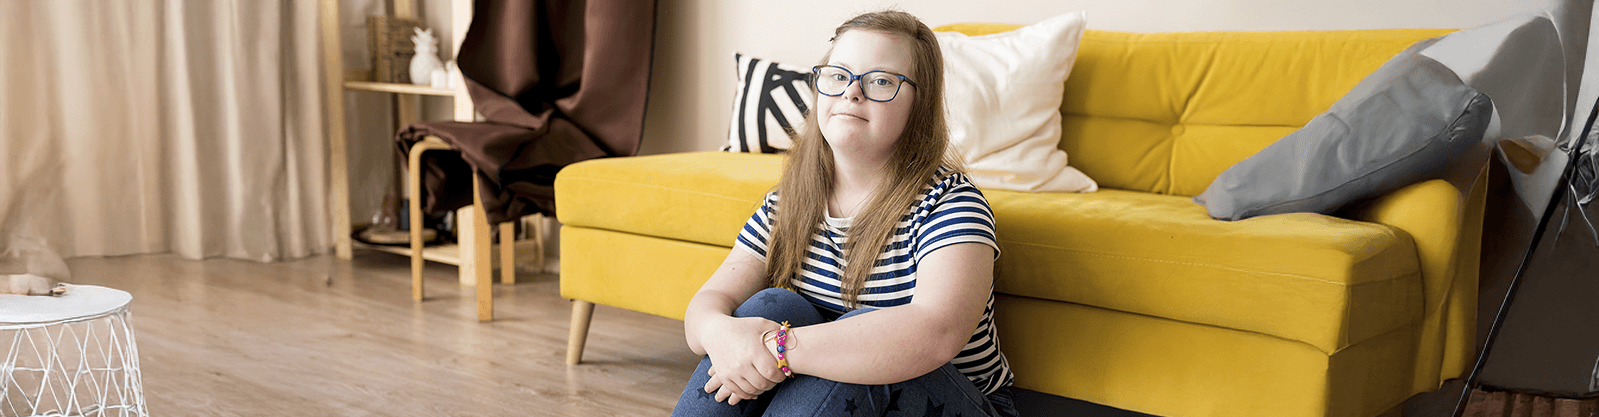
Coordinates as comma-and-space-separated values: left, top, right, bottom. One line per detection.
674, 10, 1015, 417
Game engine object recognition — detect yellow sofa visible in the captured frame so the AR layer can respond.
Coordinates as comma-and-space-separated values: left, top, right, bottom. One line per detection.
556, 26, 1487, 417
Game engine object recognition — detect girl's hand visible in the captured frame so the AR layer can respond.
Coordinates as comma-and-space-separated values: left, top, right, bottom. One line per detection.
705, 367, 758, 404
699, 316, 786, 404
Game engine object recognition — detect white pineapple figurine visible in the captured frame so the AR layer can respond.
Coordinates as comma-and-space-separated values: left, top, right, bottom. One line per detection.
409, 27, 443, 86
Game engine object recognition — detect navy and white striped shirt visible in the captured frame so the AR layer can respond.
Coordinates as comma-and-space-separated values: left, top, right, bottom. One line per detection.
735, 167, 1014, 394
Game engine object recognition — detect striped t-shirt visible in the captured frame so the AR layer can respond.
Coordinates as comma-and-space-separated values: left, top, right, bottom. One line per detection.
734, 167, 1014, 394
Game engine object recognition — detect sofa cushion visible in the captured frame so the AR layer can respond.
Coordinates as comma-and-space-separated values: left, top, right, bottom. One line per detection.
936, 25, 1455, 196
722, 53, 812, 154
1194, 38, 1493, 220
556, 152, 783, 248
936, 11, 1097, 193
987, 188, 1423, 353
1070, 29, 1460, 196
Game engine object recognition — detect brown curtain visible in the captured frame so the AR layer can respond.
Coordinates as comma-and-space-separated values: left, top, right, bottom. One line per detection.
396, 0, 656, 224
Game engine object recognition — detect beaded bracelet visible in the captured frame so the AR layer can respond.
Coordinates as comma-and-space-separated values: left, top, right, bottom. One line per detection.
773, 321, 794, 377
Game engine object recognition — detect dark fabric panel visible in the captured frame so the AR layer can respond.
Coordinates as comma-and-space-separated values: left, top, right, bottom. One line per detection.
397, 0, 656, 223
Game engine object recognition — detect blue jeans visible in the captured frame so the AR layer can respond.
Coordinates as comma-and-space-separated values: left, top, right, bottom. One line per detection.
673, 288, 1018, 417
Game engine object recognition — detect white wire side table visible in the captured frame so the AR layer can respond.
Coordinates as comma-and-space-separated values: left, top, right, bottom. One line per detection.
1, 285, 146, 417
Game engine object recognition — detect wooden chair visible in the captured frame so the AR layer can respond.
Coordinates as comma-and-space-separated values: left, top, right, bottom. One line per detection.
406, 136, 545, 321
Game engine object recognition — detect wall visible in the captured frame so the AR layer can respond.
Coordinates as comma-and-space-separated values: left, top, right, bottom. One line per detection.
639, 0, 1550, 155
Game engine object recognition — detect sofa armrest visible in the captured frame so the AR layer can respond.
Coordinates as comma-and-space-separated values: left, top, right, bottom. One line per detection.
1354, 179, 1463, 312
1349, 166, 1489, 391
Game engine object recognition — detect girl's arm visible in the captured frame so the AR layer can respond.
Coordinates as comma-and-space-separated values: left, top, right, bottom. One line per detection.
781, 242, 994, 384
684, 248, 771, 354
683, 248, 787, 403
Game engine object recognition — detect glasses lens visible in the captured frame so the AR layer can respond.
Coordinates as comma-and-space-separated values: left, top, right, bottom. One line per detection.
816, 67, 850, 96
862, 72, 901, 101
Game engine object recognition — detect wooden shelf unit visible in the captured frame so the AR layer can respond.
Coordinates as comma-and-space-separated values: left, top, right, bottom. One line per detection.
322, 0, 540, 322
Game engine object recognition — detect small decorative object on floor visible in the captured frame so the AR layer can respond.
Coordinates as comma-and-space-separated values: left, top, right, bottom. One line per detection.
410, 27, 443, 87
1, 284, 147, 417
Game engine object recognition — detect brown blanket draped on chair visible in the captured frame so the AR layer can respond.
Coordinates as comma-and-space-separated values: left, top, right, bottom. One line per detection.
396, 0, 656, 224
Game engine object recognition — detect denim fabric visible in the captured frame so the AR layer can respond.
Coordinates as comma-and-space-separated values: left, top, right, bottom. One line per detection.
673, 288, 1017, 417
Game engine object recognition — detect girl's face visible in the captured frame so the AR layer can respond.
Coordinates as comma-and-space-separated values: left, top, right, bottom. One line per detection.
817, 30, 916, 160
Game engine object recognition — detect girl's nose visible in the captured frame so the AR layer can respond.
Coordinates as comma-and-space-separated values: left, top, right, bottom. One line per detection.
841, 81, 866, 102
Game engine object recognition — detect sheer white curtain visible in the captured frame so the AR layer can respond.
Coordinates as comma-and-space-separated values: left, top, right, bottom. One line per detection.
0, 0, 329, 261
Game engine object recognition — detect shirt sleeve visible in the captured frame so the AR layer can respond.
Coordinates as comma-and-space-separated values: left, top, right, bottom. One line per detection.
914, 175, 1000, 263
734, 191, 779, 262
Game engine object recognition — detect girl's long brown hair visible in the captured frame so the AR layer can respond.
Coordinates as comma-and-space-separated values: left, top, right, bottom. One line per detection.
765, 10, 959, 308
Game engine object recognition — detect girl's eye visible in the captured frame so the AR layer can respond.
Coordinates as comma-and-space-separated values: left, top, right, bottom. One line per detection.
870, 77, 893, 86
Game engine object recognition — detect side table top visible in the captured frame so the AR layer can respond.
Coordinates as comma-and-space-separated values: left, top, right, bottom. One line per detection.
0, 283, 133, 326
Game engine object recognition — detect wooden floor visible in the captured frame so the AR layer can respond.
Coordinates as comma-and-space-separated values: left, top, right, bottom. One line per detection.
45, 251, 1508, 417
60, 250, 702, 416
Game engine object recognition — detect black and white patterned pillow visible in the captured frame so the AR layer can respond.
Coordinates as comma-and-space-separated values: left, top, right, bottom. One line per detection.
723, 53, 813, 153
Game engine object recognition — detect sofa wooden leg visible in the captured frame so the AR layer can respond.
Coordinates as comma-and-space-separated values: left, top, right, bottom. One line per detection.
567, 300, 595, 365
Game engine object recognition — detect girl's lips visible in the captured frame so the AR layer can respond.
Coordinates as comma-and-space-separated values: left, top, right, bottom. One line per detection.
832, 112, 867, 121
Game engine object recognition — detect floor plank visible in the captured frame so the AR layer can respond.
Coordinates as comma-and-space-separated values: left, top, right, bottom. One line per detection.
54, 251, 701, 416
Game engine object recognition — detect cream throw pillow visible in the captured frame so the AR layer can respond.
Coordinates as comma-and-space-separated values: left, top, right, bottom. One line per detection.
937, 11, 1097, 192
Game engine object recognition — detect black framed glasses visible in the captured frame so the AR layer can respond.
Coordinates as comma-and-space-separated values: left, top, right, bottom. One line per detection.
811, 65, 917, 102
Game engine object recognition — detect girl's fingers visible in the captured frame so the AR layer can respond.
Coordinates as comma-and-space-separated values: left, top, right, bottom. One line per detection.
748, 373, 775, 391
728, 374, 759, 396
724, 387, 757, 405
715, 384, 753, 404
704, 375, 722, 393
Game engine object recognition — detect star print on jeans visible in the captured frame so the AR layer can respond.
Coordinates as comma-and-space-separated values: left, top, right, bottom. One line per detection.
843, 398, 859, 415
883, 388, 903, 414
756, 293, 784, 307
921, 398, 945, 417
698, 385, 741, 407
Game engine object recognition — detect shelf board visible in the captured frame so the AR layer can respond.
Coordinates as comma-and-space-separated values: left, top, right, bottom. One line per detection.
343, 80, 456, 97
357, 241, 464, 265
354, 240, 548, 272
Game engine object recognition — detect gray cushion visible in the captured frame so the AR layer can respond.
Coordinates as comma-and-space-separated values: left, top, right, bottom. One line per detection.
1194, 39, 1494, 221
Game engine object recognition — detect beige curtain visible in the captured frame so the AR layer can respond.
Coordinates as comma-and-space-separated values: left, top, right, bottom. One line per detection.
0, 0, 329, 261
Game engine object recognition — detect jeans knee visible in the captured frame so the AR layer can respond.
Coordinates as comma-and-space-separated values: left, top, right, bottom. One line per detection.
734, 288, 820, 325
837, 306, 879, 321
753, 287, 802, 303
734, 288, 805, 317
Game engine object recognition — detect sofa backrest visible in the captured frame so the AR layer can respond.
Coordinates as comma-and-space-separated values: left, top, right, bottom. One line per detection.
937, 24, 1453, 196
